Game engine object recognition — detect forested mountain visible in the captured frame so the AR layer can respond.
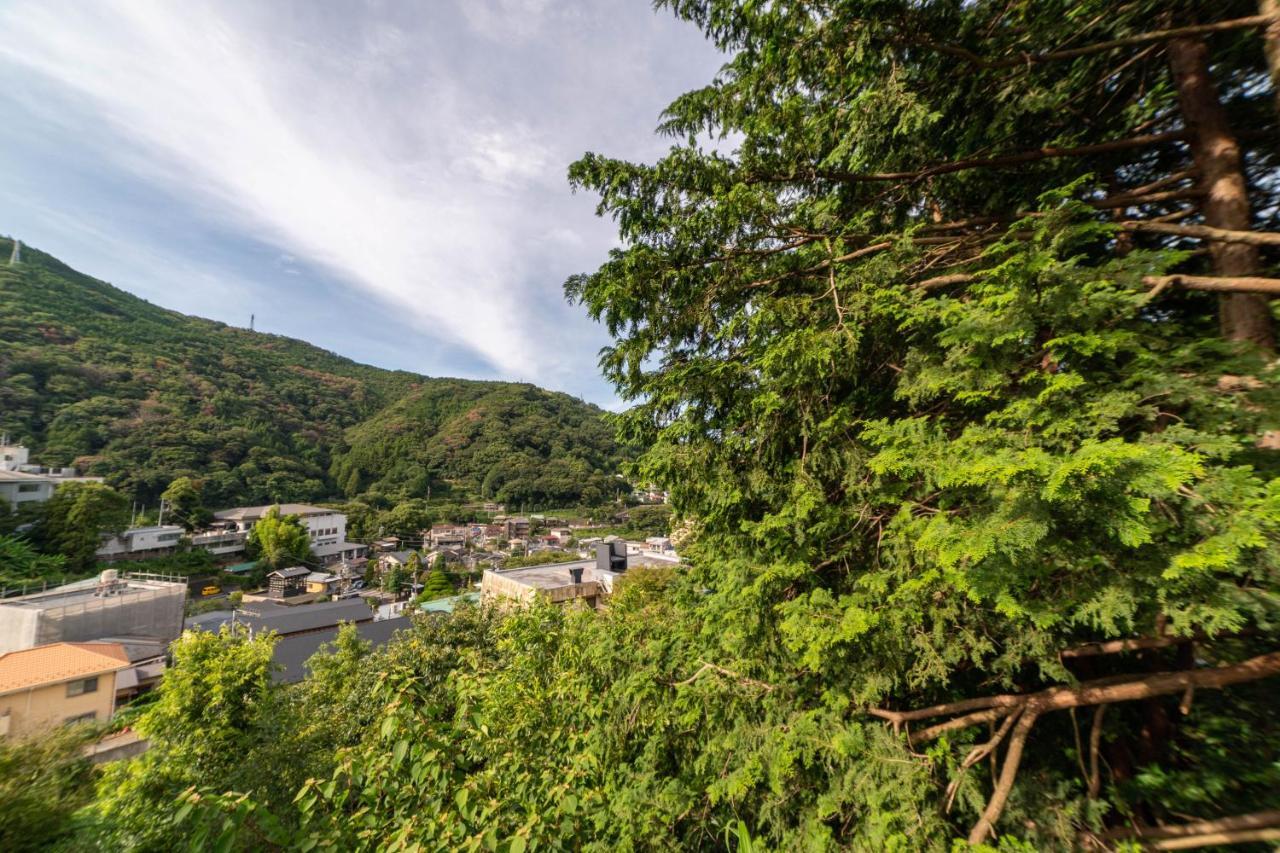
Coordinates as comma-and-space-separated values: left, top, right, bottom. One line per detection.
0, 238, 621, 508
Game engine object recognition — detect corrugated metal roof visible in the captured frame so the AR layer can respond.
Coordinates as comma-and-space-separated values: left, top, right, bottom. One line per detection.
239, 598, 372, 636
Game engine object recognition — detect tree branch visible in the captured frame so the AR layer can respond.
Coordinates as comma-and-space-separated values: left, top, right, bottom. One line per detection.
1120, 221, 1280, 247
669, 661, 775, 692
813, 132, 1186, 184
1144, 274, 1280, 295
968, 710, 1039, 845
1101, 809, 1280, 842
926, 14, 1279, 70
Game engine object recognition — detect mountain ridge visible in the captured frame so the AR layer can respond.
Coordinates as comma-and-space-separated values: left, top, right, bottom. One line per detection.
0, 236, 623, 509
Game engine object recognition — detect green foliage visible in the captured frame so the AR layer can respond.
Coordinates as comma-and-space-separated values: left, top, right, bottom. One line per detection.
82, 628, 282, 851
0, 534, 66, 589
502, 549, 581, 569
0, 726, 98, 852
32, 481, 128, 571
160, 476, 209, 531
246, 505, 312, 571
0, 240, 623, 508
382, 560, 407, 595
416, 563, 455, 601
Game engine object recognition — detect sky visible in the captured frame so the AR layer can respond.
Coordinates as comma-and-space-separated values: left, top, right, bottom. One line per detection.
0, 0, 723, 407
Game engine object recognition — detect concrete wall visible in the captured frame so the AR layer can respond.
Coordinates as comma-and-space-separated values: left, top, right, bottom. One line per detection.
0, 608, 39, 654
0, 585, 186, 653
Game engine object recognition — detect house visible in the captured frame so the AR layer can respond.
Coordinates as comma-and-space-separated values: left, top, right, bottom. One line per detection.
0, 442, 103, 509
0, 642, 131, 738
95, 525, 186, 561
311, 540, 369, 567
429, 527, 467, 552
548, 527, 574, 545
504, 517, 530, 540
0, 570, 187, 654
0, 470, 56, 510
644, 536, 675, 554
376, 550, 417, 572
213, 504, 347, 549
304, 572, 343, 596
266, 566, 310, 599
189, 524, 247, 556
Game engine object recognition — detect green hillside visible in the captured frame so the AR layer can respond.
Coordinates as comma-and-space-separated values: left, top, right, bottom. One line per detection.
0, 237, 622, 508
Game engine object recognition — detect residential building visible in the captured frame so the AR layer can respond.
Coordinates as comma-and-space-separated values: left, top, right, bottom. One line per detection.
311, 540, 368, 566
0, 469, 56, 509
213, 504, 346, 549
643, 536, 675, 554
504, 517, 530, 540
0, 570, 187, 654
266, 567, 310, 599
95, 525, 186, 561
481, 542, 681, 610
189, 525, 247, 556
376, 550, 417, 573
304, 572, 343, 596
548, 527, 574, 545
0, 642, 130, 738
0, 442, 103, 510
428, 526, 467, 552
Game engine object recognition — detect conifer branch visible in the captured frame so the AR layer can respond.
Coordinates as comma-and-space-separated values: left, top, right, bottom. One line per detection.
925, 14, 1280, 70
816, 131, 1187, 184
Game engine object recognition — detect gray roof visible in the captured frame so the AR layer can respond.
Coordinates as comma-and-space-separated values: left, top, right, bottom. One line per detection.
238, 598, 372, 636
379, 550, 415, 564
185, 610, 235, 632
272, 616, 411, 683
268, 566, 310, 579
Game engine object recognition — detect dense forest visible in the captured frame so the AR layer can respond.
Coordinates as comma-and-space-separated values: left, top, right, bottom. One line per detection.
5, 1, 1280, 851
0, 241, 622, 509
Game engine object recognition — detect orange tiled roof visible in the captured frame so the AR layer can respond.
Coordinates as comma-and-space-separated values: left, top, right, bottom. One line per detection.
0, 642, 130, 694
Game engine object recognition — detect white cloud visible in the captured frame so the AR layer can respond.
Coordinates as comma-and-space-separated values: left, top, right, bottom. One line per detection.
0, 0, 724, 400
0, 0, 540, 376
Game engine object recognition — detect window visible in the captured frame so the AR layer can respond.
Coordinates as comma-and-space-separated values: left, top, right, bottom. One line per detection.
17, 484, 40, 493
66, 676, 98, 697
64, 711, 97, 726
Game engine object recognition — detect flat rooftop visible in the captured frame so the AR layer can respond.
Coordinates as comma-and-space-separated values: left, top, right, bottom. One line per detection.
0, 573, 186, 611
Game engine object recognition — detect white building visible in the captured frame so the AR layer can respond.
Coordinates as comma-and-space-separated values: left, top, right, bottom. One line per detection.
95, 526, 186, 560
213, 503, 347, 548
0, 470, 56, 510
0, 442, 104, 509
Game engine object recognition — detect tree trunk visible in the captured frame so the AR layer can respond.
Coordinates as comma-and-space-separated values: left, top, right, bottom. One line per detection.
1263, 1, 1280, 116
1167, 36, 1274, 350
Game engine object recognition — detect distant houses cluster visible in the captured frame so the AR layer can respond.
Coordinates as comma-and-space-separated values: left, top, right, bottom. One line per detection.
0, 439, 682, 745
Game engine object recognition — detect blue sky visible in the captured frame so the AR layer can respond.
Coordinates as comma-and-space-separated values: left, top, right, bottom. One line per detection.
0, 0, 722, 407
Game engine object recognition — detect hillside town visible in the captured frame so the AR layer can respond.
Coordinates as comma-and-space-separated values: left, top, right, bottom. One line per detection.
0, 438, 678, 749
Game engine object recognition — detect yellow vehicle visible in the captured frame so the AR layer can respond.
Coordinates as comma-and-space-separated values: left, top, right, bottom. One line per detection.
200, 585, 221, 597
